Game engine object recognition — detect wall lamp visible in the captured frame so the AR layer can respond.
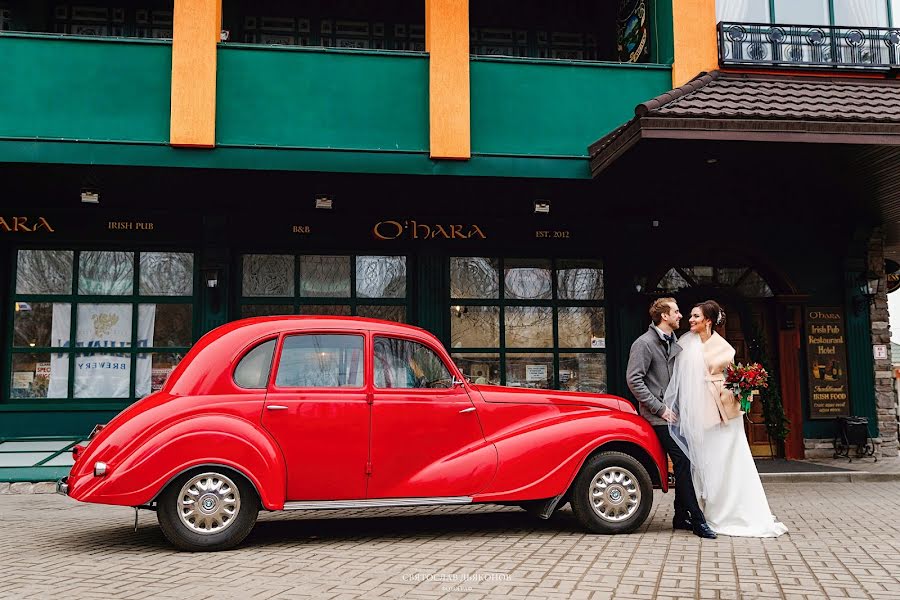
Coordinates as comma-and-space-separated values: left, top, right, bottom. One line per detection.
534, 200, 550, 214
853, 270, 881, 313
203, 268, 220, 289
315, 194, 334, 209
80, 189, 99, 204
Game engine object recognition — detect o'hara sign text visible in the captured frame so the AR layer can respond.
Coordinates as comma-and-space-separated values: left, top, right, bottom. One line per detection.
0, 216, 54, 233
806, 308, 850, 419
373, 220, 486, 241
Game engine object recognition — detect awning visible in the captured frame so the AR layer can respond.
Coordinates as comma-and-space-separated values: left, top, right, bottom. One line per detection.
589, 70, 900, 256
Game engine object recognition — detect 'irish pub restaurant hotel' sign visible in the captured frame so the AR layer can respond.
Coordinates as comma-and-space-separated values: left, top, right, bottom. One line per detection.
806, 308, 850, 419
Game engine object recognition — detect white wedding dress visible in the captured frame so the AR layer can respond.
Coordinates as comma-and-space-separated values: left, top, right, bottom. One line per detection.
665, 331, 787, 538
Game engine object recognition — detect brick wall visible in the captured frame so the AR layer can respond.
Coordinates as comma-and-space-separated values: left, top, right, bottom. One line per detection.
869, 227, 899, 457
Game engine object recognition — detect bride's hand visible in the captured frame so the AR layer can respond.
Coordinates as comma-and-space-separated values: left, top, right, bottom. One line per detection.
661, 408, 678, 423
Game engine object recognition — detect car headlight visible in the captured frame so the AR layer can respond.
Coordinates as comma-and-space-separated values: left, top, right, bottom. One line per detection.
93, 461, 107, 477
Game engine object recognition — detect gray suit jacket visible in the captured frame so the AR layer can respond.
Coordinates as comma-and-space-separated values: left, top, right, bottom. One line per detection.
626, 325, 682, 426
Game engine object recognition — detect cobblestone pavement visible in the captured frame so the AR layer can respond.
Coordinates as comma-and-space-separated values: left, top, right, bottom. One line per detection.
2, 482, 899, 600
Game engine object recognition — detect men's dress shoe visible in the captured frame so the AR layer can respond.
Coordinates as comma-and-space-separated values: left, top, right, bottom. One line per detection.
692, 522, 717, 539
672, 517, 692, 531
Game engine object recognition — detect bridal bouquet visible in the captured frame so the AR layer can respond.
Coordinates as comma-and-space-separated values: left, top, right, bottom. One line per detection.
724, 362, 769, 412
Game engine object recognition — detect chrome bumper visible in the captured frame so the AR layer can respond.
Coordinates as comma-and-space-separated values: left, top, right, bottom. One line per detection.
56, 477, 69, 496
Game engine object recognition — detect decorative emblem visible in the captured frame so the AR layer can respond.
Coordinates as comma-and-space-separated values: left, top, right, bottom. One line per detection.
92, 313, 120, 337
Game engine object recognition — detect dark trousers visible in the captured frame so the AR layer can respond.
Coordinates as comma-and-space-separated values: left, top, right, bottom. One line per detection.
653, 425, 705, 524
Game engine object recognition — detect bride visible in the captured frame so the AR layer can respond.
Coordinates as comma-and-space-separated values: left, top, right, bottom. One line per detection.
664, 300, 787, 537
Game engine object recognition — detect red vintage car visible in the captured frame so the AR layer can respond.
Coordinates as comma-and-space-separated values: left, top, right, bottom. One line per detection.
58, 317, 668, 551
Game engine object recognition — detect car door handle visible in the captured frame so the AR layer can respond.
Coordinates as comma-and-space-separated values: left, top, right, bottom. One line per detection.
459, 407, 476, 414
266, 405, 289, 411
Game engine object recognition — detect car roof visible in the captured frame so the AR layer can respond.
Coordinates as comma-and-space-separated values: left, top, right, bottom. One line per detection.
165, 316, 441, 395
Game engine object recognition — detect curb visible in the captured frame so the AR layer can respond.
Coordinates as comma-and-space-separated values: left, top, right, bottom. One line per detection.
760, 471, 900, 483
0, 482, 58, 494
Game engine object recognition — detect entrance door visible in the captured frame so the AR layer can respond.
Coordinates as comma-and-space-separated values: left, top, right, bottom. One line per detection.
262, 332, 369, 501
368, 336, 496, 498
674, 295, 778, 457
721, 305, 777, 457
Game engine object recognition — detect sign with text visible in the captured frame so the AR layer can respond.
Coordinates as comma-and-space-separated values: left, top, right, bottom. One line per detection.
806, 308, 850, 419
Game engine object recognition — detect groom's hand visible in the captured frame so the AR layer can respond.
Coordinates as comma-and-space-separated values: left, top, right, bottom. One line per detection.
661, 408, 678, 423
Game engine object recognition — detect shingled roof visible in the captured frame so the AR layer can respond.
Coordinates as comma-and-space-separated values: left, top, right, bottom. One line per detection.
589, 70, 900, 176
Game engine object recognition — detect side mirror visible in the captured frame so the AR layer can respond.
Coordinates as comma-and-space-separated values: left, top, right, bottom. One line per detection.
452, 376, 465, 387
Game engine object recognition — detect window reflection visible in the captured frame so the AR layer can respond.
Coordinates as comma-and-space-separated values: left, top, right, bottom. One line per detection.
356, 256, 407, 298
375, 337, 452, 389
16, 250, 73, 294
450, 306, 500, 349
505, 307, 553, 348
559, 353, 607, 393
275, 335, 364, 388
505, 259, 552, 300
78, 251, 134, 295
451, 257, 500, 299
506, 354, 554, 389
452, 353, 500, 385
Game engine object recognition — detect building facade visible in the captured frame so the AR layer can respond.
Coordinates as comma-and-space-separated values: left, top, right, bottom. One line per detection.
1, 0, 899, 469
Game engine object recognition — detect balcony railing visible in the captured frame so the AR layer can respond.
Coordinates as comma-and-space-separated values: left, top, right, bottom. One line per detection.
718, 22, 900, 70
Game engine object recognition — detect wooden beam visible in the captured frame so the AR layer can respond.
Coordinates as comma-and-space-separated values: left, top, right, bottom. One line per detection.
170, 0, 221, 148
671, 0, 718, 88
427, 0, 470, 160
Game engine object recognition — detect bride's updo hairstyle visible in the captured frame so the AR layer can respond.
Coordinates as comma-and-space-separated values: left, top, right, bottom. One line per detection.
695, 300, 726, 330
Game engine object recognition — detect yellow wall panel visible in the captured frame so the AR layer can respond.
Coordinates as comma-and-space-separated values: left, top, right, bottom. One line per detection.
672, 0, 718, 88
170, 0, 220, 148
428, 0, 470, 160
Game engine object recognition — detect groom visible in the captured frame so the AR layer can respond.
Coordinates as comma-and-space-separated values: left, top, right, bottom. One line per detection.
626, 298, 716, 539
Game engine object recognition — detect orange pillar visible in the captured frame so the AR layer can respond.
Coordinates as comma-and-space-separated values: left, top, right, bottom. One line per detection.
427, 0, 470, 160
671, 0, 718, 88
170, 0, 221, 148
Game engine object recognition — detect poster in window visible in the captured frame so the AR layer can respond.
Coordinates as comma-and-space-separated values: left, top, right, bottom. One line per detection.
48, 303, 155, 398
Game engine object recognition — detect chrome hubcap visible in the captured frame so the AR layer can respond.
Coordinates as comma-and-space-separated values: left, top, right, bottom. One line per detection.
589, 466, 641, 522
176, 472, 241, 535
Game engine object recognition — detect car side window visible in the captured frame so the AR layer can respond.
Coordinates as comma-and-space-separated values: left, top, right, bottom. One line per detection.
274, 334, 364, 388
374, 337, 453, 389
233, 339, 276, 389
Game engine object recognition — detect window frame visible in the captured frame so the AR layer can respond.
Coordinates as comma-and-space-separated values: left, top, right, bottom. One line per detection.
4, 246, 199, 407
448, 256, 606, 392
238, 253, 410, 323
269, 330, 367, 391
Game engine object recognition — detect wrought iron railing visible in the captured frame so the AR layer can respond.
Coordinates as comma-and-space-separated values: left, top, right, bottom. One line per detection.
718, 21, 900, 70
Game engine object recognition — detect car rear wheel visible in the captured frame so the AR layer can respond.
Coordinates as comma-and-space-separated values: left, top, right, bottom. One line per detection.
157, 468, 259, 551
570, 451, 653, 535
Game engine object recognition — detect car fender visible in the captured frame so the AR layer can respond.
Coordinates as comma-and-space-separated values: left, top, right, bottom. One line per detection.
473, 411, 667, 502
68, 414, 286, 510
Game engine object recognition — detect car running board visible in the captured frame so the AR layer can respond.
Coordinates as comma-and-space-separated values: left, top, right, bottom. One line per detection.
282, 496, 474, 510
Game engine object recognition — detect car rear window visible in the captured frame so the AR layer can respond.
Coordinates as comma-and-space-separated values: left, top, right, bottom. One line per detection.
275, 334, 364, 388
233, 339, 276, 389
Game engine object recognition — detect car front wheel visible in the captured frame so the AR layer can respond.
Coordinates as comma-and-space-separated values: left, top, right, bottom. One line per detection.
570, 451, 653, 535
157, 469, 259, 551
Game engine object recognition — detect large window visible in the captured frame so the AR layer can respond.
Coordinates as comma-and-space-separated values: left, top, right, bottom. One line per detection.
717, 0, 896, 26
240, 254, 408, 323
8, 249, 195, 402
449, 257, 606, 392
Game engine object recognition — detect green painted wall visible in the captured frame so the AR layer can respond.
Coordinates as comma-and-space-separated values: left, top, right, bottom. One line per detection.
0, 34, 171, 143
216, 45, 429, 152
0, 37, 671, 177
470, 58, 671, 157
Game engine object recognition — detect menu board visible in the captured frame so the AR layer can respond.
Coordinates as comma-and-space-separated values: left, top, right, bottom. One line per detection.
806, 308, 850, 419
